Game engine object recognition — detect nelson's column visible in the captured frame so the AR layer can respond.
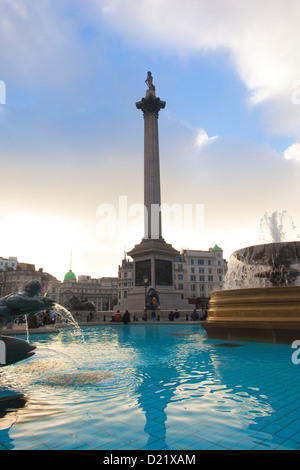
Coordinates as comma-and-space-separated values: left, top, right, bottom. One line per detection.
123, 72, 188, 312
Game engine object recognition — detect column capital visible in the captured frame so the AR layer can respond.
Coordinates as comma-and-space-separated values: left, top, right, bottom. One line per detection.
136, 94, 166, 116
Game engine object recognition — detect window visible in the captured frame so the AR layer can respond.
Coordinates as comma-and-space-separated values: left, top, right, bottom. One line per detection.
190, 259, 194, 265
124, 291, 127, 299
177, 263, 183, 270
178, 274, 183, 280
191, 284, 196, 291
208, 275, 214, 282
178, 283, 183, 290
190, 275, 196, 282
198, 259, 204, 265
208, 260, 212, 266
191, 267, 195, 273
199, 275, 205, 281
198, 268, 204, 274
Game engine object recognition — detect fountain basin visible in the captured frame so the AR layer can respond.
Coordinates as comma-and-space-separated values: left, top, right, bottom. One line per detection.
202, 285, 300, 343
201, 241, 300, 343
224, 241, 300, 289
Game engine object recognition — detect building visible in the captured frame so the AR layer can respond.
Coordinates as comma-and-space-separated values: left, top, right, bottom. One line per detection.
117, 245, 227, 308
118, 258, 134, 304
0, 256, 18, 271
59, 270, 118, 311
3, 265, 61, 303
1, 261, 118, 312
175, 246, 227, 301
0, 256, 18, 296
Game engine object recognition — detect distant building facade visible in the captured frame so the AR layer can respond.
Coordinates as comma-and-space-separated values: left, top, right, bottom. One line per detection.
118, 258, 134, 305
0, 256, 18, 271
3, 265, 60, 303
0, 256, 18, 296
0, 259, 118, 311
176, 246, 227, 300
59, 271, 118, 311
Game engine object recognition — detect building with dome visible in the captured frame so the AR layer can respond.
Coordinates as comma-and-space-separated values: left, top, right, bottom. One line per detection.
63, 269, 77, 281
59, 270, 118, 311
1, 261, 118, 313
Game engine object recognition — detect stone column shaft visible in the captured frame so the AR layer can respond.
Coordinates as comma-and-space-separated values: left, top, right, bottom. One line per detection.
144, 112, 162, 239
136, 83, 166, 241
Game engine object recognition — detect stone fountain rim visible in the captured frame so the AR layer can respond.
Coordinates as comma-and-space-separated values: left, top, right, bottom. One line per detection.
210, 285, 300, 296
232, 240, 300, 256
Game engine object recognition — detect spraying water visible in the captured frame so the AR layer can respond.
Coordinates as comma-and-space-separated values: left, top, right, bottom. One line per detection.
53, 303, 86, 344
52, 303, 97, 369
224, 211, 300, 290
259, 210, 299, 243
25, 303, 97, 370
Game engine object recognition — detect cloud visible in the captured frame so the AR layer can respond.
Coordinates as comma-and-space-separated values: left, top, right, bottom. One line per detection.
101, 0, 300, 135
284, 143, 300, 162
195, 128, 218, 149
0, 0, 90, 86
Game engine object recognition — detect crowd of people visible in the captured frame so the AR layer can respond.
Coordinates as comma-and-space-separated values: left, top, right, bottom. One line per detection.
21, 307, 208, 329
168, 308, 207, 321
111, 307, 208, 323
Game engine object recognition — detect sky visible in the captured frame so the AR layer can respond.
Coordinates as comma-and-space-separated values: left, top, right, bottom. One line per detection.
1, 0, 300, 281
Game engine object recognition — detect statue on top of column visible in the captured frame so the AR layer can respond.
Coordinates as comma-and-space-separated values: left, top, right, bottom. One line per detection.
145, 71, 155, 91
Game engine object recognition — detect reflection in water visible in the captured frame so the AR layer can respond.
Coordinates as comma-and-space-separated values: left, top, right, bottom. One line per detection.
0, 325, 279, 450
0, 394, 27, 424
114, 326, 273, 450
0, 393, 63, 449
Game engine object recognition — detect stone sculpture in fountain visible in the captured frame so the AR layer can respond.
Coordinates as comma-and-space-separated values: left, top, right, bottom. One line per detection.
0, 280, 55, 367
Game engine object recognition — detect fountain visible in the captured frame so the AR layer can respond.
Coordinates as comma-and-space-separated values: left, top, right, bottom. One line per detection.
0, 280, 55, 367
201, 211, 300, 343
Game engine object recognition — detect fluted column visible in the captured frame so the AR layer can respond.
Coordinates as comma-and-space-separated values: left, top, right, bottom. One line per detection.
136, 73, 166, 240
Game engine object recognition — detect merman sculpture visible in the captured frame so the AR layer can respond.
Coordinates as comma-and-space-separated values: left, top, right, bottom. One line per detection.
0, 280, 55, 367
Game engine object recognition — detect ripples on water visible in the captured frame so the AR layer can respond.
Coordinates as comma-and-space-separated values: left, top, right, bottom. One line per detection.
0, 324, 289, 442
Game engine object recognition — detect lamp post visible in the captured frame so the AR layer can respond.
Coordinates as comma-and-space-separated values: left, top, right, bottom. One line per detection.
143, 274, 149, 311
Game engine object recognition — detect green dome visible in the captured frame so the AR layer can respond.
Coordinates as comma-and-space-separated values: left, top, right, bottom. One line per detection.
64, 269, 76, 281
212, 244, 223, 251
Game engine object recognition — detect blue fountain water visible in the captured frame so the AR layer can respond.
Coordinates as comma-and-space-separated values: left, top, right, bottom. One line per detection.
0, 324, 300, 450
